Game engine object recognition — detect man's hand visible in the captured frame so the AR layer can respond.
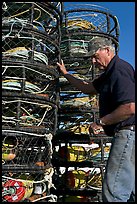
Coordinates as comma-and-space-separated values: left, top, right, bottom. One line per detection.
89, 122, 104, 135
57, 59, 68, 75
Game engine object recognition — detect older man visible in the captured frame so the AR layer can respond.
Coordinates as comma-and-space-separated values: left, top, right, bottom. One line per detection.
57, 37, 135, 202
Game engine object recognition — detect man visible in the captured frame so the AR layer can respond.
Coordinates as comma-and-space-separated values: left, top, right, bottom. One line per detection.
57, 37, 135, 202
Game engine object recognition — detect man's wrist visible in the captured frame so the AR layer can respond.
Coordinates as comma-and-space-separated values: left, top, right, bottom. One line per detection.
96, 118, 106, 126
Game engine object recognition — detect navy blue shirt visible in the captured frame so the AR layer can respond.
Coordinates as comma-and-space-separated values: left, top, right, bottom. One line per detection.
92, 55, 135, 136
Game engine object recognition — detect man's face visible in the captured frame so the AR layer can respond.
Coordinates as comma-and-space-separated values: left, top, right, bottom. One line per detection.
91, 47, 109, 69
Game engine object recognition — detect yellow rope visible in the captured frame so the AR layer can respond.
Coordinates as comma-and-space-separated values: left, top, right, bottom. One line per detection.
8, 7, 41, 21
64, 19, 96, 30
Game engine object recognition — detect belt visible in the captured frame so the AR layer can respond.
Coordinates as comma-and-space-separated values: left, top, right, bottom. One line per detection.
120, 125, 135, 131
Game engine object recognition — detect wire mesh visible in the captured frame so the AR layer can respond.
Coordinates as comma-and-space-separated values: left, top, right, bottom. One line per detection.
2, 2, 63, 41
60, 93, 99, 111
63, 5, 119, 40
53, 166, 104, 192
53, 143, 111, 163
2, 27, 60, 65
60, 4, 119, 60
2, 130, 53, 169
58, 109, 99, 135
2, 60, 59, 102
2, 93, 58, 135
2, 166, 55, 202
2, 2, 62, 202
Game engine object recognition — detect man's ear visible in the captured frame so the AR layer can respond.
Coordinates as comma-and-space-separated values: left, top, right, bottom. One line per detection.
106, 47, 110, 55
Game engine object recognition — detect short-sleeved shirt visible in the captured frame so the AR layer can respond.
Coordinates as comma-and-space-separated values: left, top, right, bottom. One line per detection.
92, 55, 135, 136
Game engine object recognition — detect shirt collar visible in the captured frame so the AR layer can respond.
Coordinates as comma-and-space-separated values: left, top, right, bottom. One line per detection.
104, 55, 119, 75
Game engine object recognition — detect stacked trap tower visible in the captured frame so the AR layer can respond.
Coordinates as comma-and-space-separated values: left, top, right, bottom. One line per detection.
52, 3, 120, 202
2, 2, 63, 202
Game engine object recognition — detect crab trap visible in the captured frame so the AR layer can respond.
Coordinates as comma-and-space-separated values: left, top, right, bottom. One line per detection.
2, 26, 60, 66
56, 168, 102, 190
2, 59, 59, 103
52, 142, 111, 165
2, 2, 63, 42
63, 4, 119, 40
2, 92, 58, 135
59, 57, 102, 80
51, 166, 104, 202
2, 2, 63, 202
2, 2, 62, 67
2, 165, 56, 202
60, 4, 119, 59
2, 128, 53, 168
2, 127, 57, 202
60, 92, 99, 110
58, 109, 100, 135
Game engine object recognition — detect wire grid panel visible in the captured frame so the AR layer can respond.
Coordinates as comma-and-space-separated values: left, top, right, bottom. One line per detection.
60, 35, 92, 57
59, 55, 100, 82
59, 70, 103, 92
52, 166, 103, 195
2, 93, 58, 135
53, 142, 111, 163
2, 166, 56, 202
60, 92, 99, 110
52, 166, 101, 201
60, 5, 119, 59
2, 2, 63, 41
60, 56, 93, 75
60, 33, 118, 58
63, 4, 119, 39
2, 26, 60, 66
58, 110, 99, 135
2, 60, 59, 102
2, 129, 53, 169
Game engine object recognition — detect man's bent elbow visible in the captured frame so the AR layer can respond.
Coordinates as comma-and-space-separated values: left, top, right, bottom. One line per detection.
129, 102, 135, 114
124, 102, 135, 115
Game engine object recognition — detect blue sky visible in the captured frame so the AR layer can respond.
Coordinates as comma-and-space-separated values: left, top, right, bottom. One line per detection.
64, 2, 135, 68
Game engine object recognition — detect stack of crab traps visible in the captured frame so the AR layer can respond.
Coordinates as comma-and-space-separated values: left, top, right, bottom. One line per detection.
51, 3, 119, 202
2, 2, 63, 202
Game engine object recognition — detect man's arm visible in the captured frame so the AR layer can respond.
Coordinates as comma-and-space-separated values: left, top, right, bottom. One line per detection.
57, 60, 97, 95
100, 102, 135, 125
89, 102, 135, 134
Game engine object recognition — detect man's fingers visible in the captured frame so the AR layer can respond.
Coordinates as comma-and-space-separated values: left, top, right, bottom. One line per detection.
57, 59, 64, 66
57, 62, 61, 66
61, 59, 64, 64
